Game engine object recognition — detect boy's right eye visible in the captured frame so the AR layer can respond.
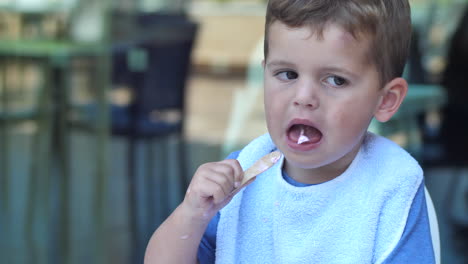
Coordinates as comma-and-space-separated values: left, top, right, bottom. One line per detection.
275, 71, 298, 81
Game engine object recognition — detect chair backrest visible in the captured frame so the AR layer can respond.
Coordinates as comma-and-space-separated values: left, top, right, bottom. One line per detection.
425, 187, 441, 264
141, 25, 196, 111
134, 15, 198, 122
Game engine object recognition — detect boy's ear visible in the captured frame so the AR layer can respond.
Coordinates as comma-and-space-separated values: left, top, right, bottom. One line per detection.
374, 77, 408, 122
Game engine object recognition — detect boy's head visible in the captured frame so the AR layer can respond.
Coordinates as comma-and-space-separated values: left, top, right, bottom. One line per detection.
264, 0, 412, 86
261, 0, 412, 183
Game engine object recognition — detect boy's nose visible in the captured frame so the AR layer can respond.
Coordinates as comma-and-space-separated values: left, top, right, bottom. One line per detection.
293, 81, 320, 110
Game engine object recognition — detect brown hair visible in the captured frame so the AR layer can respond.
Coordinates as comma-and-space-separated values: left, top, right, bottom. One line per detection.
264, 0, 412, 86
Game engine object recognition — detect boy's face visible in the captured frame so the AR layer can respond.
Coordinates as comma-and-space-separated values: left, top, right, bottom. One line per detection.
264, 22, 386, 181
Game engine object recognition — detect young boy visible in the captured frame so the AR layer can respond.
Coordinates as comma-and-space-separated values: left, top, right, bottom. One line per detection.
145, 0, 436, 263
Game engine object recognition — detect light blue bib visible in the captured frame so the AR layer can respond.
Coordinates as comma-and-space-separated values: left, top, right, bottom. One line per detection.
216, 133, 422, 264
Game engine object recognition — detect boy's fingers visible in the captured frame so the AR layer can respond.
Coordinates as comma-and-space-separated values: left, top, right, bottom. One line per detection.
205, 173, 233, 198
192, 179, 222, 204
208, 160, 243, 190
209, 163, 235, 187
187, 159, 245, 207
212, 187, 227, 204
199, 177, 228, 204
229, 175, 256, 196
224, 159, 244, 186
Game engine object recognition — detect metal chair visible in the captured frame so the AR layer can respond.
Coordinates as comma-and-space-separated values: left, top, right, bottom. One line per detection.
117, 16, 197, 263
71, 13, 198, 263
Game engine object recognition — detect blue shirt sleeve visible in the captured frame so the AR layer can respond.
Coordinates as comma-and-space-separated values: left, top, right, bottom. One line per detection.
382, 181, 435, 263
197, 213, 219, 264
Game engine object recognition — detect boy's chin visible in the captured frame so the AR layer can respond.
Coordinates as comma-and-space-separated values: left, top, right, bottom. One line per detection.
283, 150, 357, 176
282, 154, 327, 170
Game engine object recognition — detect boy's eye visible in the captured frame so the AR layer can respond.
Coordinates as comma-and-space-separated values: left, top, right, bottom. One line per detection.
276, 71, 298, 81
325, 76, 347, 86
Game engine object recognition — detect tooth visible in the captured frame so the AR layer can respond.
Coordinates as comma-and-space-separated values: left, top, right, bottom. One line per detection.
297, 127, 310, 144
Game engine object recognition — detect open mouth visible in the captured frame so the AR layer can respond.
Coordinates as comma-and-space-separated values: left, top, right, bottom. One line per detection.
287, 123, 322, 145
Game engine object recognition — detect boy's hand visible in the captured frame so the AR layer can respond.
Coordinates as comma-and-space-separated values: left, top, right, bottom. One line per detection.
182, 159, 244, 222
144, 159, 243, 264
144, 152, 280, 264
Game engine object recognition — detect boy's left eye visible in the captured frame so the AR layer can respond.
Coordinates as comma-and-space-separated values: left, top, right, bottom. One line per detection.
325, 76, 347, 87
275, 70, 298, 81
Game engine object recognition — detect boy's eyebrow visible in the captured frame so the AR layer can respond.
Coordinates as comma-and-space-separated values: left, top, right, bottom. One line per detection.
319, 66, 359, 78
265, 60, 296, 68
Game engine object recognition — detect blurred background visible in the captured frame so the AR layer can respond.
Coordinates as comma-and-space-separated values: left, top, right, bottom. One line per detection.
0, 0, 467, 263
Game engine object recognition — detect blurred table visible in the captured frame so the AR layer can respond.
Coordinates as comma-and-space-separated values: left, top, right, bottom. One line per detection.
0, 39, 110, 264
0, 39, 110, 181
